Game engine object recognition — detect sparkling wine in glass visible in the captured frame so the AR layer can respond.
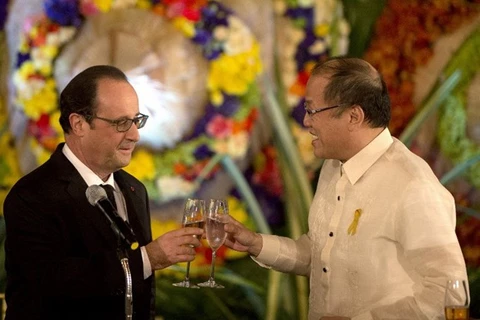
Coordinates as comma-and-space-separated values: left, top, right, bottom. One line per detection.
172, 198, 205, 288
198, 199, 229, 288
445, 279, 470, 320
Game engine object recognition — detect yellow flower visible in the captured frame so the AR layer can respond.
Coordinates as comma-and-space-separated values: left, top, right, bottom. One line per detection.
17, 61, 35, 80
151, 218, 181, 239
224, 196, 249, 259
207, 42, 262, 96
22, 79, 58, 120
0, 133, 22, 187
50, 110, 63, 136
30, 138, 51, 166
136, 0, 152, 10
19, 36, 29, 54
172, 17, 195, 38
210, 90, 224, 106
315, 23, 330, 37
93, 0, 113, 12
124, 149, 156, 180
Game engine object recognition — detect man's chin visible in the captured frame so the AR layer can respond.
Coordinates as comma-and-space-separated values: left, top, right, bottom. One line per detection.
115, 154, 133, 169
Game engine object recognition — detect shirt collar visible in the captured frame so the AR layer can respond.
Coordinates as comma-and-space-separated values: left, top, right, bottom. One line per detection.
341, 128, 393, 185
62, 144, 116, 189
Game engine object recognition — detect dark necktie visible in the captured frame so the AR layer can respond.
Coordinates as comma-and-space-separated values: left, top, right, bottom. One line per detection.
102, 184, 117, 210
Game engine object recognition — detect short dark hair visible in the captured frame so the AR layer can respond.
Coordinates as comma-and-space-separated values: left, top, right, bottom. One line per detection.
59, 65, 128, 133
310, 57, 391, 128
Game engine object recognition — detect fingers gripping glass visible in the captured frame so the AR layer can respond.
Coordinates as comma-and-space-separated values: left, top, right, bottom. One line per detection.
93, 113, 148, 132
172, 198, 205, 289
303, 102, 345, 117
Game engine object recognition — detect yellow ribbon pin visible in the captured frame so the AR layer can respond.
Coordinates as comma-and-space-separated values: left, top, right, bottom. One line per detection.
347, 209, 362, 235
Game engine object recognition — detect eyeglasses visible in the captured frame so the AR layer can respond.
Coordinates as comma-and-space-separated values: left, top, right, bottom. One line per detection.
303, 103, 345, 117
92, 113, 149, 132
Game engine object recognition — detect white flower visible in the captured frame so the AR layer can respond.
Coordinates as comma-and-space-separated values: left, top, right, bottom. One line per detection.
58, 27, 77, 43
213, 25, 229, 41
335, 37, 349, 56
227, 131, 249, 158
286, 95, 300, 109
308, 39, 327, 55
46, 27, 75, 47
338, 19, 351, 35
156, 176, 196, 202
13, 73, 45, 100
314, 0, 336, 25
223, 16, 253, 55
30, 47, 53, 71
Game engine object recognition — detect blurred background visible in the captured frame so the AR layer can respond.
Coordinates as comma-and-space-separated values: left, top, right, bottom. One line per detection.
0, 0, 479, 319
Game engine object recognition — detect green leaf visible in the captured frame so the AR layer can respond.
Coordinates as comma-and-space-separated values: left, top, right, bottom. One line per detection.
342, 0, 387, 57
399, 70, 462, 147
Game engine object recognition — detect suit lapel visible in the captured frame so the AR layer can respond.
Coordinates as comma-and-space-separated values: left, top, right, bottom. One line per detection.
51, 145, 122, 247
51, 144, 150, 247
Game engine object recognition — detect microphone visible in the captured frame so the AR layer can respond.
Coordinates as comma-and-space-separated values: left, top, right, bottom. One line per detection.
86, 185, 139, 250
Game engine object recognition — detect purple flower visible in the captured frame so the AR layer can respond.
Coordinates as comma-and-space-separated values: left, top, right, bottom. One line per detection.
15, 53, 31, 68
0, 0, 8, 31
44, 0, 82, 27
192, 29, 212, 46
193, 144, 214, 160
285, 7, 314, 29
291, 99, 306, 126
200, 2, 229, 30
204, 48, 222, 60
184, 104, 216, 140
216, 94, 240, 117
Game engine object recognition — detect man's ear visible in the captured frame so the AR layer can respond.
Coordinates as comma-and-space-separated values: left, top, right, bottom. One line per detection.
349, 104, 365, 125
346, 104, 365, 132
69, 113, 86, 136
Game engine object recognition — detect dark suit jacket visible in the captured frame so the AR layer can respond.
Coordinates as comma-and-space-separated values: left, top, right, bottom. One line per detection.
3, 143, 155, 320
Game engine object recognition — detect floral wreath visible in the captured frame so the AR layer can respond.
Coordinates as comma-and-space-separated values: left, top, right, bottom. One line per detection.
1, 7, 22, 215
273, 0, 350, 172
364, 1, 480, 187
12, 0, 263, 203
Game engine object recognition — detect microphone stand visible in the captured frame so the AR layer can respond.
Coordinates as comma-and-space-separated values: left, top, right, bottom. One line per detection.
104, 212, 134, 320
117, 245, 133, 320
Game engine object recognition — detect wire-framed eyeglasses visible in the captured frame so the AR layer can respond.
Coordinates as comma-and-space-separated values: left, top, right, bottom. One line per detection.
303, 103, 345, 117
93, 113, 149, 132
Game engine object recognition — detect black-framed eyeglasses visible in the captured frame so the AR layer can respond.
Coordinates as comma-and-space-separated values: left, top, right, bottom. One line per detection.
304, 103, 346, 117
92, 113, 149, 132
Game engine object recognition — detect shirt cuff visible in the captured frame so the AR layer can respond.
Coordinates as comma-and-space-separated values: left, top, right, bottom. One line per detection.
252, 234, 281, 267
140, 246, 152, 279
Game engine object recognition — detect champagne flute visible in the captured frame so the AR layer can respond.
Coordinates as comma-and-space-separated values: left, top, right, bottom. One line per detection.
198, 199, 229, 288
445, 279, 470, 320
172, 198, 205, 288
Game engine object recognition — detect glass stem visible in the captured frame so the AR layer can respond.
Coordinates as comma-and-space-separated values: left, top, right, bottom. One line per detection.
185, 261, 191, 281
209, 250, 217, 281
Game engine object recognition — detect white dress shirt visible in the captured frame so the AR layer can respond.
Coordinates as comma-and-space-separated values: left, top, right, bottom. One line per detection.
62, 144, 152, 279
255, 128, 468, 319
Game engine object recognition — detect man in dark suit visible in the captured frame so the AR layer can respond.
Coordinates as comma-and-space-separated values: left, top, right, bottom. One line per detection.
3, 65, 203, 320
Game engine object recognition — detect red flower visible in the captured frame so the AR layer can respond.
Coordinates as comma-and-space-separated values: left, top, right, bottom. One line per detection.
206, 114, 233, 139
